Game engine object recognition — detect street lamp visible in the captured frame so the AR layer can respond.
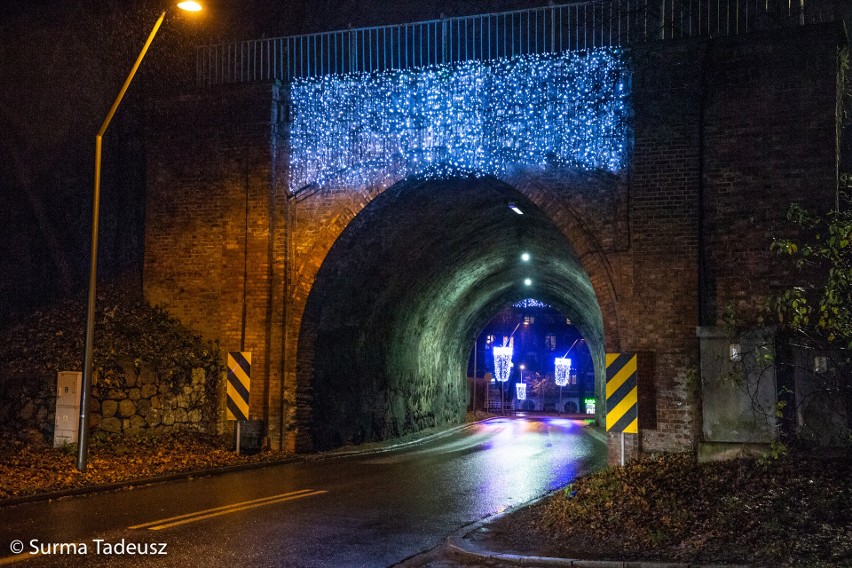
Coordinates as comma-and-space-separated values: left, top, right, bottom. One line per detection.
516, 363, 525, 410
77, 2, 204, 472
492, 346, 513, 416
554, 357, 571, 414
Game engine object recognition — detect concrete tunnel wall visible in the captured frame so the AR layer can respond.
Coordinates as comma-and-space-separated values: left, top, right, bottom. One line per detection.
298, 175, 604, 450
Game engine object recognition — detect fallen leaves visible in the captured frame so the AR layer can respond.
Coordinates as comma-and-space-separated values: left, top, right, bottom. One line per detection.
490, 451, 852, 567
0, 431, 286, 501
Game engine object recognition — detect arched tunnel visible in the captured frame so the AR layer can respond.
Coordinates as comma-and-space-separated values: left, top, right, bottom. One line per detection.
297, 175, 605, 450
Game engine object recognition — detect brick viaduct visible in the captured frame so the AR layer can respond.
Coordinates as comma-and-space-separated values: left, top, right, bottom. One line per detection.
143, 22, 845, 462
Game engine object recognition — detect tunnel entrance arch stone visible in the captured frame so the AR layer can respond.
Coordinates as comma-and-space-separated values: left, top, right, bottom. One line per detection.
292, 173, 618, 450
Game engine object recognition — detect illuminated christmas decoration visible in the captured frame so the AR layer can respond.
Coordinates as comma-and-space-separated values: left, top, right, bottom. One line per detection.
516, 383, 527, 401
289, 48, 629, 192
555, 357, 572, 387
513, 298, 550, 309
492, 346, 513, 383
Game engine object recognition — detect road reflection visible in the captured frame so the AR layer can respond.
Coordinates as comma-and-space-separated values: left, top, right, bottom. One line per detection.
460, 415, 602, 514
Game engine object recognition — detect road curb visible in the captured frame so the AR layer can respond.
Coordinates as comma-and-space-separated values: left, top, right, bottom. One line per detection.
446, 536, 748, 568
305, 418, 485, 461
441, 454, 748, 568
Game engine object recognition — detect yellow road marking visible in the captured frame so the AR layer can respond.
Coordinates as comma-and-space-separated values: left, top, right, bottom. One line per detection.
130, 489, 327, 531
0, 553, 41, 566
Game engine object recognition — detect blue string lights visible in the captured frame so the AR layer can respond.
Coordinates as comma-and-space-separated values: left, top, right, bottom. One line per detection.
513, 298, 551, 309
288, 49, 630, 193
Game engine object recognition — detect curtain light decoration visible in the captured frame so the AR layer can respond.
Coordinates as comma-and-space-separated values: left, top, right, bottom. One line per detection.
516, 383, 527, 401
493, 346, 514, 383
555, 357, 572, 387
288, 48, 630, 193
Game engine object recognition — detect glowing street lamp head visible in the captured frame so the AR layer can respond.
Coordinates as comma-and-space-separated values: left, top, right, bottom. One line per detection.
524, 278, 532, 286
520, 252, 531, 262
177, 1, 203, 11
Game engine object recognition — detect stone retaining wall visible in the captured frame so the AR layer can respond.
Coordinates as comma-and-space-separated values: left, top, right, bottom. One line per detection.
5, 364, 221, 441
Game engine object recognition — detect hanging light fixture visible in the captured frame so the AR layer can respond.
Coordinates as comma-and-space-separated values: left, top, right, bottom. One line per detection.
493, 346, 513, 383
555, 357, 572, 387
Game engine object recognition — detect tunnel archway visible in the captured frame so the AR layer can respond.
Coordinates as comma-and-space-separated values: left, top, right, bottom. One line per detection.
297, 175, 605, 450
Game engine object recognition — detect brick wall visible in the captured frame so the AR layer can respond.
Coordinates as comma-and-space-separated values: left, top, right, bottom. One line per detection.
144, 23, 844, 458
144, 82, 285, 446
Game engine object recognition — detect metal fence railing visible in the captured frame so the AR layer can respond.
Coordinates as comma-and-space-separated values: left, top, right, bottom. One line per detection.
196, 0, 838, 86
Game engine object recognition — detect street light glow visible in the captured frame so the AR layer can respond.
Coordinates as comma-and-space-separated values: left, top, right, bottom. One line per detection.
524, 278, 532, 286
177, 1, 203, 11
521, 252, 530, 262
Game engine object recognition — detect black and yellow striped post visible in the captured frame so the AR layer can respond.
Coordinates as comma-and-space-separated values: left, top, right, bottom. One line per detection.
227, 352, 251, 453
606, 353, 638, 465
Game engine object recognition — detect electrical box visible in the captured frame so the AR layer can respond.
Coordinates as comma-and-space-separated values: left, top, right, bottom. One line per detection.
54, 371, 82, 447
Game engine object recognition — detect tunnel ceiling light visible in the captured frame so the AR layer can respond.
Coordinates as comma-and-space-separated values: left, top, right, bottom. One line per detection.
508, 202, 524, 215
520, 252, 531, 262
288, 48, 630, 192
524, 278, 532, 286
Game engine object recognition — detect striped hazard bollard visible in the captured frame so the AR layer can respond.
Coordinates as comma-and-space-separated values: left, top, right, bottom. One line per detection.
227, 352, 251, 453
606, 352, 638, 465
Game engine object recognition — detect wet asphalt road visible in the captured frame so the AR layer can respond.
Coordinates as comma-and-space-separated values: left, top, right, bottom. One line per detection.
0, 416, 605, 568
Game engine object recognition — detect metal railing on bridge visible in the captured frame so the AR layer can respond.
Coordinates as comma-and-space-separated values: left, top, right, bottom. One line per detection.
196, 0, 838, 86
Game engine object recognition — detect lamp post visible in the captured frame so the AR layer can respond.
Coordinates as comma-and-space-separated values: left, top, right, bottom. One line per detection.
472, 335, 478, 418
76, 1, 203, 472
492, 346, 513, 416
517, 363, 525, 411
490, 319, 528, 416
555, 357, 571, 414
